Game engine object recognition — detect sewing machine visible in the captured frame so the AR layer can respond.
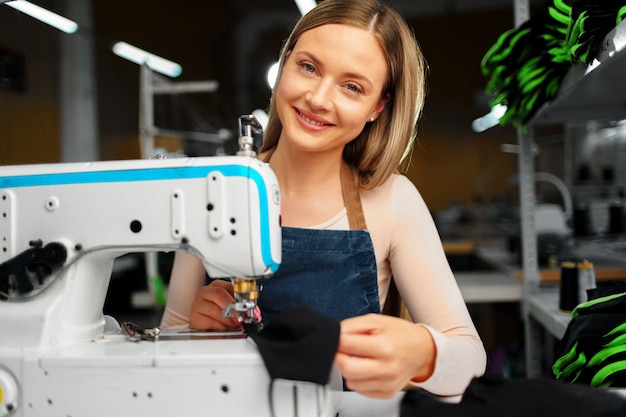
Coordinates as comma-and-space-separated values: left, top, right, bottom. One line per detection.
0, 118, 341, 417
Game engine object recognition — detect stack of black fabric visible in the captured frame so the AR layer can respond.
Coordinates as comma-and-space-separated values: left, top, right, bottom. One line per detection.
553, 281, 626, 387
400, 372, 626, 417
399, 281, 626, 416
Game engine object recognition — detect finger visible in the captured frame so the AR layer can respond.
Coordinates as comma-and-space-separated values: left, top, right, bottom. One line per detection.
337, 331, 393, 359
340, 313, 385, 335
191, 285, 239, 330
335, 353, 403, 399
334, 351, 387, 378
345, 385, 399, 400
190, 310, 237, 330
253, 306, 262, 322
190, 299, 239, 330
201, 283, 235, 310
344, 377, 401, 399
208, 279, 235, 296
205, 284, 243, 327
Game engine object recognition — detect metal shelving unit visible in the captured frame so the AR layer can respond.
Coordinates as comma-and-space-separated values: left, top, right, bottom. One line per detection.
136, 65, 228, 308
139, 64, 224, 160
519, 17, 626, 377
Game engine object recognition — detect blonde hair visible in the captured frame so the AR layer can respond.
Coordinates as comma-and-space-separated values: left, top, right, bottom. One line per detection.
261, 0, 427, 189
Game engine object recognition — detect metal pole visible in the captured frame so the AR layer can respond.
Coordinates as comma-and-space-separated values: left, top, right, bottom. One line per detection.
514, 0, 544, 378
139, 64, 155, 159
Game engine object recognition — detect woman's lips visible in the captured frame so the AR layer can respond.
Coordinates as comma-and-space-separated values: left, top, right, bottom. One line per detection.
295, 108, 332, 130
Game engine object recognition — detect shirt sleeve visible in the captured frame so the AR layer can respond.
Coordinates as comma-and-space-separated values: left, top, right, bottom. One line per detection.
160, 251, 206, 329
387, 175, 487, 396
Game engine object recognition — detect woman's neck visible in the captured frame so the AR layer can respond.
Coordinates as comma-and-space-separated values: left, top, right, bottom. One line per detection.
268, 145, 343, 192
266, 145, 346, 227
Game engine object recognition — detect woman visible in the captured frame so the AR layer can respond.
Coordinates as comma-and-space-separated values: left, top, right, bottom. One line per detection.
161, 0, 486, 399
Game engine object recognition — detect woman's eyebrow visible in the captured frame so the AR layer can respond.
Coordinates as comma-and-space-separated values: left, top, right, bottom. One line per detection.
294, 50, 374, 88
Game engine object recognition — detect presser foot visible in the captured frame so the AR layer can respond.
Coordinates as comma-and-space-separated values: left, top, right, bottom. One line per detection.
222, 302, 263, 335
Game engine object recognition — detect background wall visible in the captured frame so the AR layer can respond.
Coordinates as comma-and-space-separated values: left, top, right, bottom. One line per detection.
0, 4, 60, 164
0, 0, 531, 212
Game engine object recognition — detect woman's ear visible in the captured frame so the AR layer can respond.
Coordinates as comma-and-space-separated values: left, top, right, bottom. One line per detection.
370, 92, 391, 122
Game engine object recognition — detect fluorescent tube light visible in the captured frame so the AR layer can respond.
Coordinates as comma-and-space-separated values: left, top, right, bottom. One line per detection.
4, 0, 78, 34
471, 104, 507, 132
294, 0, 316, 15
112, 41, 182, 78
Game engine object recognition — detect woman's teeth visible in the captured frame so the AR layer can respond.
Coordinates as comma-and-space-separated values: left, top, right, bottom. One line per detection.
300, 112, 325, 126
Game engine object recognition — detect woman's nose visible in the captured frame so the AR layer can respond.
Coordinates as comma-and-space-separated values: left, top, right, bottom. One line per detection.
306, 80, 333, 110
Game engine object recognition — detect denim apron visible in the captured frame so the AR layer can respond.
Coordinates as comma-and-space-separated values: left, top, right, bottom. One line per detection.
257, 163, 380, 325
206, 163, 380, 325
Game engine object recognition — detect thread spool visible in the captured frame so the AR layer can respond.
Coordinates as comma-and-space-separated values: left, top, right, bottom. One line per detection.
559, 261, 579, 313
573, 203, 592, 237
577, 260, 596, 305
608, 202, 625, 235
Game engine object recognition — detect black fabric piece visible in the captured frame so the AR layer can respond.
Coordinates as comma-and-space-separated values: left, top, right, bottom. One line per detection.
400, 372, 626, 417
249, 305, 340, 385
586, 281, 626, 305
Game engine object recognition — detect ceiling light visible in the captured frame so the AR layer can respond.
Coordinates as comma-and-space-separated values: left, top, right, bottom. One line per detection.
3, 0, 78, 34
252, 109, 269, 131
112, 41, 182, 78
293, 0, 316, 15
266, 61, 279, 89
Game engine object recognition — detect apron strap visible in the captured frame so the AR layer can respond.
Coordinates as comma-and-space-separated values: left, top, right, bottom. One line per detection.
340, 162, 368, 231
340, 163, 407, 319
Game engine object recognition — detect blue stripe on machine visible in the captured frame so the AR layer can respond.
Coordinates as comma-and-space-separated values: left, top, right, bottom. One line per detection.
0, 165, 279, 272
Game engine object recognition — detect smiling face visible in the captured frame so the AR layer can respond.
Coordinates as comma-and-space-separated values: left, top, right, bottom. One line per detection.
274, 23, 389, 158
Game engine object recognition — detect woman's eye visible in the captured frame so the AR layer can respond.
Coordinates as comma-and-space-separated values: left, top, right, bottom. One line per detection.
346, 83, 364, 94
300, 62, 316, 73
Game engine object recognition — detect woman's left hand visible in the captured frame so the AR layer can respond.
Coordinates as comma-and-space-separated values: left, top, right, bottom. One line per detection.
334, 313, 436, 399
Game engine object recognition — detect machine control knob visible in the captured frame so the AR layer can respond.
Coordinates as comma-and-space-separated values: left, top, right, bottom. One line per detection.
0, 367, 19, 416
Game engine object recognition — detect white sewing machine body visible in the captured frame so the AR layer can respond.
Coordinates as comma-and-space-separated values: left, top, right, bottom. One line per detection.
0, 156, 340, 417
2, 331, 340, 417
0, 155, 282, 348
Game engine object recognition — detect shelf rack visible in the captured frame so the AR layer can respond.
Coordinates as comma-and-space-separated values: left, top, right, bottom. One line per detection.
518, 15, 626, 377
136, 65, 228, 308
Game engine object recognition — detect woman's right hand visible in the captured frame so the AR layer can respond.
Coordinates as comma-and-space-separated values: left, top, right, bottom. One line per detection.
189, 280, 241, 330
